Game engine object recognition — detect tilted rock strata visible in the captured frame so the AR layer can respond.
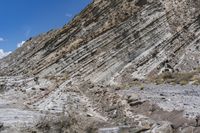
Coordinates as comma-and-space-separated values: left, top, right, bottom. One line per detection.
0, 0, 200, 132
0, 0, 200, 84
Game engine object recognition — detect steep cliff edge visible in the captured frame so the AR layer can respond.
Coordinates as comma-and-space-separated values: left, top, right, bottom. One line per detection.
0, 0, 200, 132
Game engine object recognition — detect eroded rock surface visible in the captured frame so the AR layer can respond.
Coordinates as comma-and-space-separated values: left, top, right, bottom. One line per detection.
0, 0, 200, 82
0, 0, 200, 132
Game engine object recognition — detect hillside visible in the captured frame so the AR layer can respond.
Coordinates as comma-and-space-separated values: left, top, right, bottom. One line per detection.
0, 0, 200, 132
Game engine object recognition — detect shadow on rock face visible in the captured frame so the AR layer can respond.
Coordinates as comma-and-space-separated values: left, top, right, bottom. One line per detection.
135, 0, 148, 7
0, 84, 6, 94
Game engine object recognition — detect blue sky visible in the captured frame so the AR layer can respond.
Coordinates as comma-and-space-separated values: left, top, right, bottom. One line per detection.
0, 0, 92, 57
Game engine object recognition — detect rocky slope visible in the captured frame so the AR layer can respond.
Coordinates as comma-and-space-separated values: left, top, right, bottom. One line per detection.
1, 0, 200, 82
0, 0, 200, 132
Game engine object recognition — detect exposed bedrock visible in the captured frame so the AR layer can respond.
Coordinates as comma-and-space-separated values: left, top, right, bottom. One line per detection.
0, 0, 200, 85
0, 0, 200, 132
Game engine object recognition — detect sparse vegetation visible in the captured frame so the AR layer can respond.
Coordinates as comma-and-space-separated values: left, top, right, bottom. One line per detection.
112, 80, 144, 90
150, 67, 200, 85
67, 38, 83, 52
44, 72, 69, 82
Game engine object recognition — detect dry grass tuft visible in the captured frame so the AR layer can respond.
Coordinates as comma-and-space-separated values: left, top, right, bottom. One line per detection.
150, 67, 200, 85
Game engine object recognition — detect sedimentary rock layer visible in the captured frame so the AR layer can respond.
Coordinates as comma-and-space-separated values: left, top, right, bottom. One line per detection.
1, 0, 200, 85
0, 0, 200, 132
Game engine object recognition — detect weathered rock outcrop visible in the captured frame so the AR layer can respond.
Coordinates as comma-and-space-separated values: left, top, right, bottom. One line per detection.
0, 0, 200, 132
1, 0, 200, 83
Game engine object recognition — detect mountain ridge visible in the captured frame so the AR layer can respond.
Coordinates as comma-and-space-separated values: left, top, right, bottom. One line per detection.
1, 0, 200, 82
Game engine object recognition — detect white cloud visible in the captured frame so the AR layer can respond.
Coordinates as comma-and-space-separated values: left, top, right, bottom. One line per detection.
0, 37, 4, 42
65, 13, 72, 18
0, 49, 11, 59
22, 26, 32, 37
17, 41, 25, 48
25, 29, 31, 37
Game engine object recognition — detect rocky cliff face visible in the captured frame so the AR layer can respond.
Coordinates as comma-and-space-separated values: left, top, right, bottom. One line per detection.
0, 0, 200, 132
1, 0, 200, 83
